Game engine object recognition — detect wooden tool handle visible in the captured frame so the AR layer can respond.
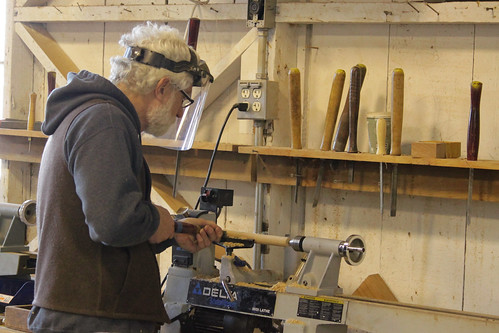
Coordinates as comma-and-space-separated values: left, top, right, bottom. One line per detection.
27, 92, 37, 131
332, 64, 367, 152
224, 230, 290, 247
347, 66, 362, 153
376, 118, 386, 155
320, 69, 346, 151
186, 17, 201, 49
47, 71, 56, 96
467, 81, 482, 161
390, 68, 404, 156
289, 68, 302, 149
174, 220, 202, 235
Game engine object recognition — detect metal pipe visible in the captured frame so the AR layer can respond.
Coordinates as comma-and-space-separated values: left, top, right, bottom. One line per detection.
252, 28, 270, 269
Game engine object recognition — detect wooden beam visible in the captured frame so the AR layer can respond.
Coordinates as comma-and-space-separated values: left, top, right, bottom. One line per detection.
14, 4, 247, 23
14, 23, 79, 84
143, 146, 253, 182
16, 0, 48, 7
151, 174, 192, 213
275, 2, 499, 24
13, 3, 499, 24
205, 28, 258, 109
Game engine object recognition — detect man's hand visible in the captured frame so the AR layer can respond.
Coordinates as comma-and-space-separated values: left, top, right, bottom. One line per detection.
148, 205, 175, 244
174, 217, 223, 253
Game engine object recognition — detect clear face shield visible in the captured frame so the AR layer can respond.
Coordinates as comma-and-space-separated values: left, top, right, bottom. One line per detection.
124, 46, 214, 150
159, 80, 211, 150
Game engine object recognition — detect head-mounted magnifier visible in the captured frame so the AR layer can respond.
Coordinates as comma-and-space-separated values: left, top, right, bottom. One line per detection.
124, 46, 213, 87
123, 46, 213, 151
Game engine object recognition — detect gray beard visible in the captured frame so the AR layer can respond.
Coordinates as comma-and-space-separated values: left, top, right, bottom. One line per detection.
144, 102, 177, 137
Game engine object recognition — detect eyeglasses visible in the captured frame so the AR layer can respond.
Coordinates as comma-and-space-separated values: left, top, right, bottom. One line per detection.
179, 89, 194, 108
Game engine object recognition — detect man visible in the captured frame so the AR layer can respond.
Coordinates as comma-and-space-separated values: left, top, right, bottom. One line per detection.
28, 22, 222, 332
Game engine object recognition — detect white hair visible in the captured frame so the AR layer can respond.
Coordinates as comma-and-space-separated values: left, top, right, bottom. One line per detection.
109, 22, 195, 94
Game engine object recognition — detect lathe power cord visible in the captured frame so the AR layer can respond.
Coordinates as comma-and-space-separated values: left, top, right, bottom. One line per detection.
163, 103, 248, 297
194, 102, 249, 212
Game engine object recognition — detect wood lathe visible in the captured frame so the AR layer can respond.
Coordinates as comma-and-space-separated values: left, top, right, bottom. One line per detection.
0, 200, 37, 311
162, 201, 366, 333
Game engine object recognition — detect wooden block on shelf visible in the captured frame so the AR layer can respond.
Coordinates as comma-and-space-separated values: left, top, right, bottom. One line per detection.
442, 141, 461, 158
411, 141, 446, 158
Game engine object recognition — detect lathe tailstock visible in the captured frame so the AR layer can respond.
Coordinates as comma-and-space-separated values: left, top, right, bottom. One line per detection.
162, 213, 365, 333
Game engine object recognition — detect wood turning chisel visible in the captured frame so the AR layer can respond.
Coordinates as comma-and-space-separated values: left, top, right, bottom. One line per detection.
332, 64, 367, 152
313, 69, 345, 207
466, 81, 482, 225
47, 71, 56, 96
347, 65, 362, 153
289, 68, 302, 202
173, 18, 201, 197
376, 117, 387, 215
27, 92, 36, 152
390, 68, 404, 217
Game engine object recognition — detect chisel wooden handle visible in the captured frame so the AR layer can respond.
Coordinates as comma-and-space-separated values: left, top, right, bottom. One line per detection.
376, 118, 386, 155
186, 17, 200, 49
289, 68, 302, 149
48, 71, 56, 96
390, 68, 404, 156
347, 66, 362, 153
332, 64, 367, 152
27, 92, 36, 131
320, 69, 345, 151
467, 81, 482, 161
174, 220, 202, 235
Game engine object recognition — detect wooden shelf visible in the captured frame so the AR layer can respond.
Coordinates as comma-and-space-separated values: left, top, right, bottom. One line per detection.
2, 131, 499, 202
0, 130, 252, 181
0, 128, 47, 138
238, 146, 499, 171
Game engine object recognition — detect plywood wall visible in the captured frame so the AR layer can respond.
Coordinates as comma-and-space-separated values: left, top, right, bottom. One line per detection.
5, 0, 499, 320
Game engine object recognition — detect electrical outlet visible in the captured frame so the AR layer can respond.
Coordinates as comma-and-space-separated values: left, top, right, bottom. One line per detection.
241, 88, 250, 99
252, 88, 262, 99
252, 101, 262, 112
237, 80, 278, 120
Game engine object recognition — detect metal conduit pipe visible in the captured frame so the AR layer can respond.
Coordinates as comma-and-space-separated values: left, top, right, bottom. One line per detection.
253, 29, 269, 269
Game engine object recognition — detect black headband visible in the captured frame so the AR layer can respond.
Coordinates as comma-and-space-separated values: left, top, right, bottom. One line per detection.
124, 46, 213, 87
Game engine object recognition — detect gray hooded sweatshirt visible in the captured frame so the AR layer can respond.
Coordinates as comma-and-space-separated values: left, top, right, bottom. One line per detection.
30, 70, 169, 331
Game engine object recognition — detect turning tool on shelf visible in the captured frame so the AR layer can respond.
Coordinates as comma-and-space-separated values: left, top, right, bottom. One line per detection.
332, 64, 366, 153
313, 69, 345, 207
390, 68, 404, 217
377, 117, 387, 215
289, 68, 302, 203
27, 92, 36, 152
390, 68, 404, 156
289, 68, 302, 150
466, 81, 482, 225
347, 65, 362, 153
467, 81, 482, 161
47, 71, 56, 96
